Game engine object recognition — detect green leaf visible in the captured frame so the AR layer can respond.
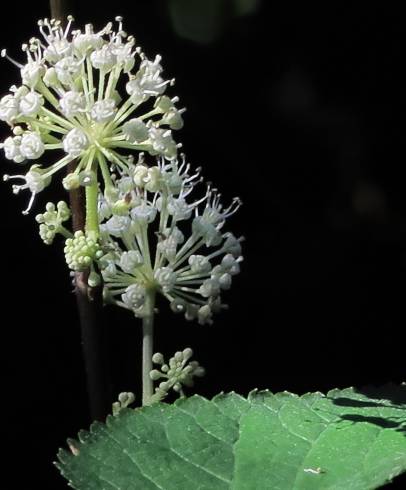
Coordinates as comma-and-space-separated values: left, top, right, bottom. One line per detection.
57, 386, 406, 489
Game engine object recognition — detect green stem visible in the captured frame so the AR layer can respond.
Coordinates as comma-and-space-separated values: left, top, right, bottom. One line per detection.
85, 180, 99, 236
96, 149, 115, 189
86, 57, 95, 105
59, 225, 74, 239
98, 70, 106, 101
142, 289, 156, 406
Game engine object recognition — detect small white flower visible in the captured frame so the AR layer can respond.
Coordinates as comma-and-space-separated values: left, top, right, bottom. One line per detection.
133, 164, 149, 187
55, 56, 81, 85
192, 216, 222, 246
73, 30, 104, 54
170, 227, 185, 244
167, 196, 192, 221
130, 203, 157, 224
101, 262, 118, 282
25, 167, 50, 193
126, 79, 146, 105
90, 99, 116, 123
122, 118, 149, 143
140, 75, 167, 96
137, 58, 168, 96
63, 128, 89, 157
20, 132, 44, 160
120, 250, 144, 273
21, 61, 45, 87
157, 238, 178, 262
198, 278, 220, 298
44, 38, 72, 63
19, 91, 44, 116
144, 167, 161, 192
197, 305, 213, 325
160, 108, 184, 130
154, 95, 178, 113
139, 57, 163, 79
221, 253, 241, 275
188, 255, 211, 274
218, 273, 232, 290
157, 229, 184, 262
1, 136, 24, 163
0, 94, 19, 122
154, 267, 177, 292
222, 234, 243, 257
116, 175, 135, 194
132, 165, 162, 192
59, 91, 86, 117
113, 44, 135, 73
3, 165, 52, 213
122, 283, 146, 311
43, 67, 59, 87
103, 215, 131, 237
90, 45, 117, 72
148, 127, 177, 159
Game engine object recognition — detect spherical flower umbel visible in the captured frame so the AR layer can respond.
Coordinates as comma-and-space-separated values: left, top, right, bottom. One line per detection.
0, 16, 184, 214
98, 154, 244, 323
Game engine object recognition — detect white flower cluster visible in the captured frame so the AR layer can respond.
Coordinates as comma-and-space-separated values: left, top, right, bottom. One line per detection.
0, 16, 184, 213
97, 154, 243, 324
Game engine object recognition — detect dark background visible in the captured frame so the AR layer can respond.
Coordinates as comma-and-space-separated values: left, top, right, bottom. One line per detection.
1, 1, 405, 488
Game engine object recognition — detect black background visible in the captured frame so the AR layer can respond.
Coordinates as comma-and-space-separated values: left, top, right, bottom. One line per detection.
0, 1, 405, 488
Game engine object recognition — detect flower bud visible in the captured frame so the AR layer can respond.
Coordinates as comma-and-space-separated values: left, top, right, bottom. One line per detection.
152, 353, 165, 364
63, 173, 80, 190
79, 170, 96, 187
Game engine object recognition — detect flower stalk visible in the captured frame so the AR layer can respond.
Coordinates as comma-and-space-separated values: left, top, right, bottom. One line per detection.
142, 289, 156, 406
85, 178, 100, 236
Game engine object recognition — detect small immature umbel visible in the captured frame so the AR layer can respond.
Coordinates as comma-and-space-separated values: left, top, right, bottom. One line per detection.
150, 348, 205, 402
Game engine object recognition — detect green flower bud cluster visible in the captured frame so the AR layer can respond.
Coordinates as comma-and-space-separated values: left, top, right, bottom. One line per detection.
149, 348, 205, 402
35, 201, 71, 244
64, 230, 103, 271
